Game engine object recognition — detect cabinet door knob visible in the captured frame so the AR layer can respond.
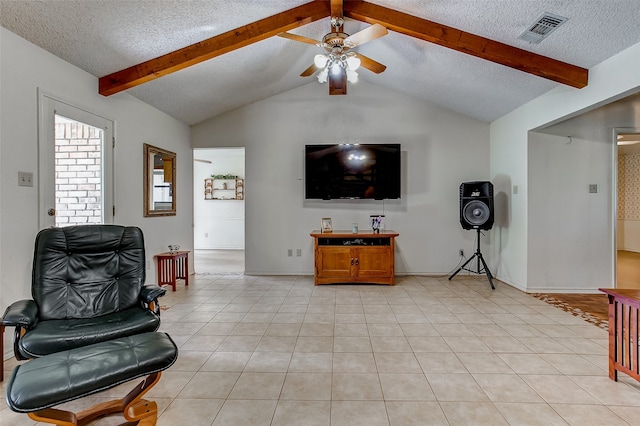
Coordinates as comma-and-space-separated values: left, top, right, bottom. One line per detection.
351, 258, 354, 265
355, 258, 359, 265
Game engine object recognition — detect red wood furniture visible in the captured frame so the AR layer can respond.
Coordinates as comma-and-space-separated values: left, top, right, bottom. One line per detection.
155, 251, 190, 291
599, 288, 640, 382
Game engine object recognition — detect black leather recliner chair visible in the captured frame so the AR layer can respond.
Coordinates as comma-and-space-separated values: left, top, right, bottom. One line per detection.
1, 225, 166, 360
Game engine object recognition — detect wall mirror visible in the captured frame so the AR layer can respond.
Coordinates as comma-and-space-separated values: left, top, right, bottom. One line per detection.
143, 143, 176, 217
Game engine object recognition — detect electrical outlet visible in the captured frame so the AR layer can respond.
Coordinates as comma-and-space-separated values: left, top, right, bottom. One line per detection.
459, 249, 464, 257
296, 249, 302, 257
287, 249, 293, 257
589, 184, 598, 193
146, 260, 150, 269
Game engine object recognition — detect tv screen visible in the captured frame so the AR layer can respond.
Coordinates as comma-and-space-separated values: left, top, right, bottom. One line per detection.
305, 144, 401, 200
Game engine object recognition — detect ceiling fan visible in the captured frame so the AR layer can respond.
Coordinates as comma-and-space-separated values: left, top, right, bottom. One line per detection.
278, 0, 387, 95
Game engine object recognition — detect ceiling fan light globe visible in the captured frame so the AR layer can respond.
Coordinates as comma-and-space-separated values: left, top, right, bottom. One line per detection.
347, 56, 361, 71
347, 69, 358, 83
314, 54, 328, 68
331, 62, 342, 76
317, 69, 329, 83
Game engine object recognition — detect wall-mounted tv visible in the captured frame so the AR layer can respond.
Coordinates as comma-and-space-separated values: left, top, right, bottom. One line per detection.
305, 144, 401, 200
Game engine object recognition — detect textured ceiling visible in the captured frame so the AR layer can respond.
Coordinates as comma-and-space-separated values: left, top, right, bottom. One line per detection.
1, 1, 639, 125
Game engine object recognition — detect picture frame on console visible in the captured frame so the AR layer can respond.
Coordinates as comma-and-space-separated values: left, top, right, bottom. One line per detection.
321, 218, 333, 233
370, 215, 385, 233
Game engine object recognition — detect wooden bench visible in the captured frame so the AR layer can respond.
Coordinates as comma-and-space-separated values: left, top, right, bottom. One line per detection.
599, 288, 640, 382
5, 332, 178, 425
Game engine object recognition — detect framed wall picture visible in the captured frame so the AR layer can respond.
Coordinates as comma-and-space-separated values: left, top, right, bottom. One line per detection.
321, 218, 333, 233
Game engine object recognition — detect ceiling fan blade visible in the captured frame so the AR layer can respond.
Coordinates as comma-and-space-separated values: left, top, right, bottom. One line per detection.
345, 23, 388, 47
301, 63, 319, 77
277, 32, 321, 46
356, 53, 387, 74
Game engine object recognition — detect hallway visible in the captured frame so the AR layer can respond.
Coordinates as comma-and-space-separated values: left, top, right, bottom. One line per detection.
617, 250, 640, 289
195, 249, 245, 275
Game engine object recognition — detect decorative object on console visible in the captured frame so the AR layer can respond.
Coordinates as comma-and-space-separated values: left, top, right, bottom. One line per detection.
321, 217, 333, 233
370, 215, 385, 233
168, 244, 180, 254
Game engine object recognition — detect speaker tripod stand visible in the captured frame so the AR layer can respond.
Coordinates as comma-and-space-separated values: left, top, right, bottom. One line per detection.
449, 228, 495, 289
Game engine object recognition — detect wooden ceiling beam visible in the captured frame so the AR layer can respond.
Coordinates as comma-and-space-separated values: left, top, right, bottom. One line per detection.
99, 1, 330, 96
344, 0, 588, 88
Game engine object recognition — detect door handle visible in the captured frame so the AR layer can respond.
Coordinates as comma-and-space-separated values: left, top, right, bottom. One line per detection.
48, 208, 56, 216
355, 258, 359, 265
351, 258, 354, 265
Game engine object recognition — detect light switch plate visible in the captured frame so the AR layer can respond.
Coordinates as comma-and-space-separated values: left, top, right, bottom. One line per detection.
18, 171, 33, 187
589, 184, 598, 193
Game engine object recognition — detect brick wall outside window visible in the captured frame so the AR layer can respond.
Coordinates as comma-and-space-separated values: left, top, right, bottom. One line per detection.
54, 118, 103, 226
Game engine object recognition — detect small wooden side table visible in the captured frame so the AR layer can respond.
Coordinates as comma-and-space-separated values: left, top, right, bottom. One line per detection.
155, 251, 190, 291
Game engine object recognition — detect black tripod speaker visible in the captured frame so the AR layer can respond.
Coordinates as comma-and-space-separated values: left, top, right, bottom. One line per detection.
449, 181, 495, 289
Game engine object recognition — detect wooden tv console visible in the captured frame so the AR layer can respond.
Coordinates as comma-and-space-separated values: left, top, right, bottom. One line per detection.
310, 230, 399, 285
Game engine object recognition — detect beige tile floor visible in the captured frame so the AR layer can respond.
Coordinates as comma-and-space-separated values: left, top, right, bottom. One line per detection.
3, 273, 640, 425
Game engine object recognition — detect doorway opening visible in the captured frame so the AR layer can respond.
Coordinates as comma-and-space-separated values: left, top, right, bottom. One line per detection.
616, 131, 640, 288
193, 148, 245, 274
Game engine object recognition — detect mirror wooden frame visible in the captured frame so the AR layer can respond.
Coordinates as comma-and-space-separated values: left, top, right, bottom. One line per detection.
143, 143, 176, 217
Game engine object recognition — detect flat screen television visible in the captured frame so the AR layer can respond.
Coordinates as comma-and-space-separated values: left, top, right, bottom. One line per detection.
305, 144, 401, 200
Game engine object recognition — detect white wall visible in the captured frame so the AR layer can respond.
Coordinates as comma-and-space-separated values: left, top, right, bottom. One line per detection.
527, 134, 612, 292
194, 148, 245, 249
1, 28, 193, 359
491, 41, 640, 292
192, 82, 491, 275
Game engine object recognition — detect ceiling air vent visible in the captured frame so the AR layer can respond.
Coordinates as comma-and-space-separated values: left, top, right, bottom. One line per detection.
518, 12, 568, 44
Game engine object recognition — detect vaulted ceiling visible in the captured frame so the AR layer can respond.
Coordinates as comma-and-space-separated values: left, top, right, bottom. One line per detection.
1, 1, 639, 125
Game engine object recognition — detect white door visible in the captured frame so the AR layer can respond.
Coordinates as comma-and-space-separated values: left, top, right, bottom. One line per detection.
38, 92, 114, 228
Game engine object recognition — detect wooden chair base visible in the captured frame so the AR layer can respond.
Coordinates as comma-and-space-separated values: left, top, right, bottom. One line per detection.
26, 372, 162, 426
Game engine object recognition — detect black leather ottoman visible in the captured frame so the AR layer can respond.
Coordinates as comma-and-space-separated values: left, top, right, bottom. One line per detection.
6, 332, 178, 425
